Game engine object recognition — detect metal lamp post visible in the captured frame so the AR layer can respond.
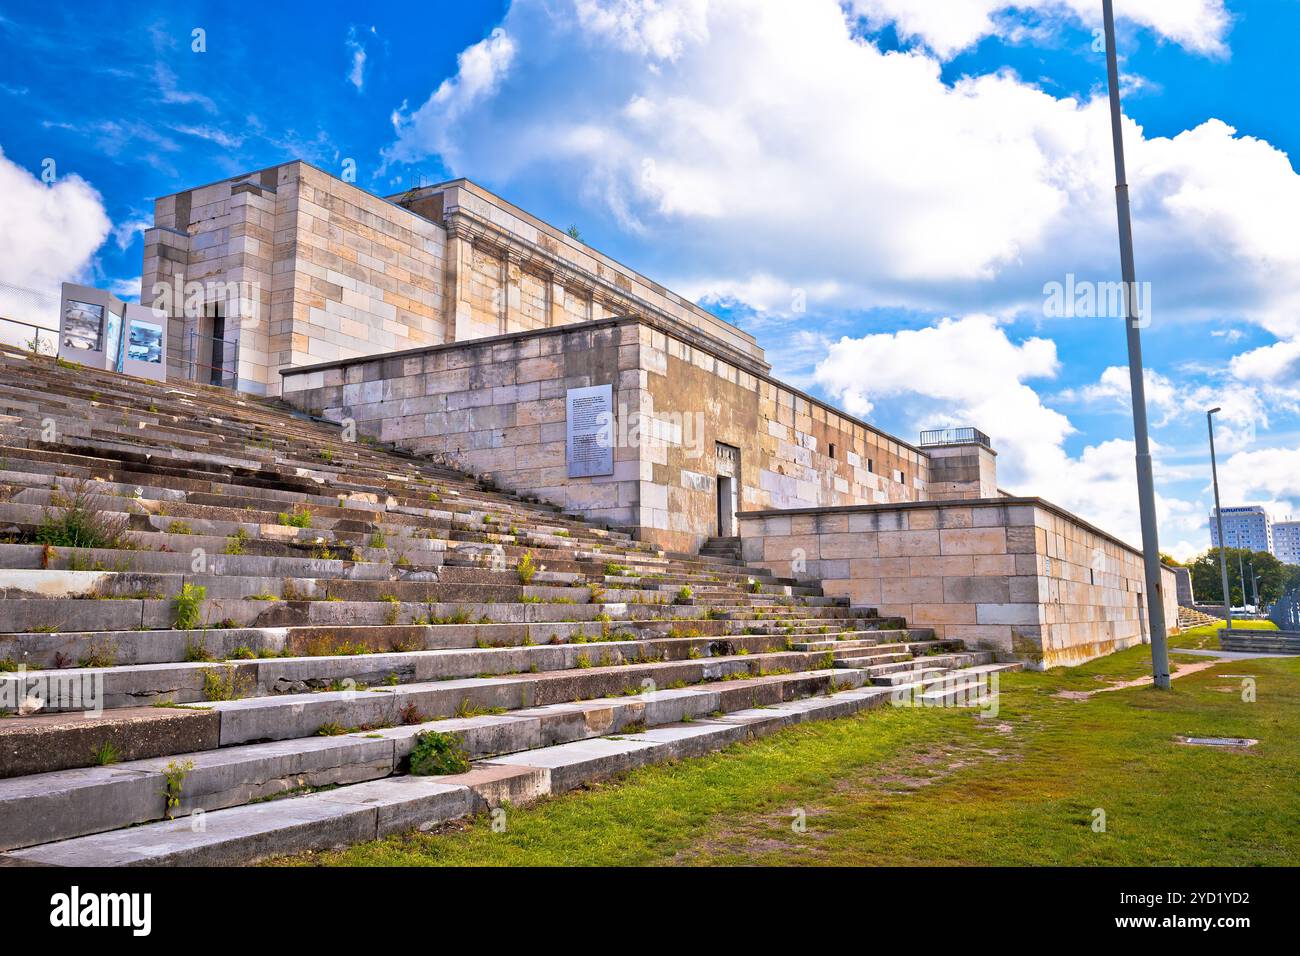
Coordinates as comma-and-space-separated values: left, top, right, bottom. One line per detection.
1102, 0, 1169, 688
1238, 552, 1248, 613
1207, 407, 1233, 628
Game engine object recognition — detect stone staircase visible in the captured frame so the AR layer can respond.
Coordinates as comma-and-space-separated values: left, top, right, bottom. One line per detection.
1177, 606, 1221, 629
0, 349, 1018, 865
699, 535, 742, 561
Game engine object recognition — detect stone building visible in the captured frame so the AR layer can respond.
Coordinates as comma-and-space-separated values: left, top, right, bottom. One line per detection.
139, 159, 1176, 666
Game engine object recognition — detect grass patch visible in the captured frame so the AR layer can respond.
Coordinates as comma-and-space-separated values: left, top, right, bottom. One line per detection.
270, 641, 1300, 867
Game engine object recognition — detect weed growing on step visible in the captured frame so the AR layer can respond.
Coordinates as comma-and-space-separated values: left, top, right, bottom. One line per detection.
168, 519, 193, 534
674, 586, 693, 605
517, 550, 538, 584
278, 505, 312, 528
183, 637, 215, 663
35, 482, 132, 550
203, 666, 252, 701
316, 722, 349, 736
174, 583, 206, 630
223, 528, 251, 555
455, 699, 505, 719
369, 528, 387, 549
0, 658, 17, 672
90, 740, 121, 765
228, 645, 257, 660
399, 702, 427, 725
408, 731, 471, 776
161, 760, 194, 819
78, 638, 118, 669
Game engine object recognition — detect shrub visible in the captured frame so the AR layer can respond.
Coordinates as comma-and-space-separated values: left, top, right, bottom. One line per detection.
517, 551, 538, 584
278, 505, 312, 528
408, 730, 471, 776
202, 666, 251, 701
223, 528, 251, 555
174, 583, 206, 630
35, 482, 131, 550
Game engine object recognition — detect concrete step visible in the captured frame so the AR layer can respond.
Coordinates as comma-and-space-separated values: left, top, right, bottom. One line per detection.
1, 673, 909, 866
0, 663, 875, 851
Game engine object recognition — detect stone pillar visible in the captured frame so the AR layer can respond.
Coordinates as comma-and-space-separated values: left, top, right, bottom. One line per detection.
924, 437, 998, 500
443, 219, 473, 342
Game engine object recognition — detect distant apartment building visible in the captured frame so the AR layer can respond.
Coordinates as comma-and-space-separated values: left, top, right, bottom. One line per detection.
1274, 519, 1300, 566
1209, 505, 1274, 554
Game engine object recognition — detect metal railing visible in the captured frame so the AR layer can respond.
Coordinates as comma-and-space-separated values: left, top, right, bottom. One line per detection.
184, 329, 239, 389
918, 426, 992, 448
0, 316, 60, 355
1271, 588, 1300, 631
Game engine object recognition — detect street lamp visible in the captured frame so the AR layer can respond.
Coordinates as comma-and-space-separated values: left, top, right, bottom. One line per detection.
1102, 0, 1169, 688
1238, 552, 1248, 613
1207, 407, 1233, 628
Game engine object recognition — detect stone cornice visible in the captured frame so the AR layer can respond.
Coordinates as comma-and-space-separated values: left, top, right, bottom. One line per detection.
443, 210, 771, 375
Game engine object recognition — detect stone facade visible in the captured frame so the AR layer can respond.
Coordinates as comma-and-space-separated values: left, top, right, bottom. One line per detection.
143, 164, 764, 395
281, 316, 931, 552
736, 498, 1179, 668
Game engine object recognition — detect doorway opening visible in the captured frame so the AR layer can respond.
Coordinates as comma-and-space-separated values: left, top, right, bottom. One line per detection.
715, 442, 740, 536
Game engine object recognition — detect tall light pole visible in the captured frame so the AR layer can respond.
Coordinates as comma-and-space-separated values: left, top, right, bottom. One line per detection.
1207, 407, 1233, 628
1102, 0, 1169, 688
1238, 552, 1248, 612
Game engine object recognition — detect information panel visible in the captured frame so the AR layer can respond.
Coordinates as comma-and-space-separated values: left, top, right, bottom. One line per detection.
566, 384, 614, 478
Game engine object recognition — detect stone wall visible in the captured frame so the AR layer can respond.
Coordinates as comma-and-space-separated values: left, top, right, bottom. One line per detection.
142, 162, 446, 395
144, 163, 769, 397
281, 316, 925, 551
737, 498, 1179, 669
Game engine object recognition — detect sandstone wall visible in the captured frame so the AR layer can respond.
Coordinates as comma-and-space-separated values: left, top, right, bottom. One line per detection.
738, 498, 1179, 669
142, 162, 446, 395
282, 316, 923, 551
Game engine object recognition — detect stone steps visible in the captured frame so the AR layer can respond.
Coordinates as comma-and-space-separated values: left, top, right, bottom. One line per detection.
2, 631, 809, 713
1, 672, 913, 866
0, 349, 1010, 864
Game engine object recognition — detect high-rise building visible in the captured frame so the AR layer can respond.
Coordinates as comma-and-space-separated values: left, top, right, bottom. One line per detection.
1209, 505, 1274, 554
1274, 519, 1300, 566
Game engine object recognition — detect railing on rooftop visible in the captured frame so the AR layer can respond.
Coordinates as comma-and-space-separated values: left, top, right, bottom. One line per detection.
918, 426, 991, 448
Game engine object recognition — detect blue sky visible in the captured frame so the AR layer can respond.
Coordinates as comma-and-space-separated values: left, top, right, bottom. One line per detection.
1, 0, 1297, 557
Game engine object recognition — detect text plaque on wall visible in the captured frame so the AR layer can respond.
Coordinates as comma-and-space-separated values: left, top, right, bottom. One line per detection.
566, 384, 614, 478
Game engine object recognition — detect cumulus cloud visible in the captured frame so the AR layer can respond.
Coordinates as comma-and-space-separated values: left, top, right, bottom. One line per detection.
0, 147, 111, 294
1063, 363, 1270, 451
1218, 447, 1300, 517
847, 0, 1231, 60
383, 0, 1300, 338
385, 27, 516, 167
813, 314, 1200, 549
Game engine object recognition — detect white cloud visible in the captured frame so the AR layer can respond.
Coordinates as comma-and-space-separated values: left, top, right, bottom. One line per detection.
814, 314, 1198, 549
113, 215, 152, 251
1218, 447, 1300, 517
154, 62, 216, 113
1063, 363, 1270, 450
385, 0, 1300, 339
1230, 337, 1300, 401
574, 0, 710, 60
346, 25, 372, 92
385, 27, 516, 167
847, 0, 1231, 59
0, 146, 111, 294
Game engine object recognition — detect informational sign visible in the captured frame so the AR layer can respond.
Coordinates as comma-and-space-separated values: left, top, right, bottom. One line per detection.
566, 384, 614, 478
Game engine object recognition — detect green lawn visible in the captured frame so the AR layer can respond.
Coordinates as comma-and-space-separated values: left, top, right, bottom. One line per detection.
272, 625, 1299, 867
1170, 617, 1277, 651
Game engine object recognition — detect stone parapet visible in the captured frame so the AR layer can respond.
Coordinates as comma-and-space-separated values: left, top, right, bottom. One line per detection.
737, 497, 1179, 669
